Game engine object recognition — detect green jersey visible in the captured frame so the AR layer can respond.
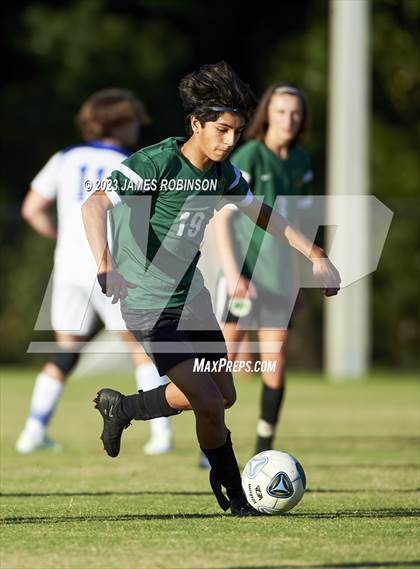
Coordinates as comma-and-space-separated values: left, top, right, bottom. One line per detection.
107, 137, 251, 309
230, 139, 313, 294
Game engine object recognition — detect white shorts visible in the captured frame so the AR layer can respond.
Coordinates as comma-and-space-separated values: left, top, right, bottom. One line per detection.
51, 278, 127, 336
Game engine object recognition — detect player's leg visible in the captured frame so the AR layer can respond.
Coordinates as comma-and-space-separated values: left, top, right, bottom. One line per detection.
15, 332, 85, 453
93, 364, 191, 459
222, 322, 249, 362
167, 359, 257, 515
255, 327, 289, 453
122, 332, 173, 455
93, 349, 227, 460
93, 290, 259, 515
205, 282, 243, 470
194, 315, 251, 465
98, 280, 175, 455
94, 355, 255, 514
97, 378, 253, 517
16, 282, 94, 453
216, 274, 249, 364
197, 359, 241, 469
182, 290, 259, 515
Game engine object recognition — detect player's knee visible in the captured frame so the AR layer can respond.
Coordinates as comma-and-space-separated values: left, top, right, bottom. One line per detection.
224, 386, 237, 409
51, 349, 80, 376
262, 374, 284, 390
195, 393, 225, 423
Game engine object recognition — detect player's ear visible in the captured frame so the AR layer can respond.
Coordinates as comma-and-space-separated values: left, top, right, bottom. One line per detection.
190, 115, 201, 134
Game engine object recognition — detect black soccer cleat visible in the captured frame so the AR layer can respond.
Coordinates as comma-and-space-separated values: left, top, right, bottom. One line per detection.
93, 388, 131, 457
230, 494, 263, 517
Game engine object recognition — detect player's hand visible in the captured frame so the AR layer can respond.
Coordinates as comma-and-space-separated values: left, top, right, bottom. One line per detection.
97, 271, 137, 304
311, 257, 341, 297
227, 274, 257, 299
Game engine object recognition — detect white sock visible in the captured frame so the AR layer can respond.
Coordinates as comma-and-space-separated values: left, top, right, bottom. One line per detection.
135, 363, 172, 437
24, 372, 65, 437
257, 419, 276, 438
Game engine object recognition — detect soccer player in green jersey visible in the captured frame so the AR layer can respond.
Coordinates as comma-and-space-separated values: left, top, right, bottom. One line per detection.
82, 62, 340, 516
215, 82, 315, 453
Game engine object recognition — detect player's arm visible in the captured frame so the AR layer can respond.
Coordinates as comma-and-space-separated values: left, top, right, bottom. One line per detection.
82, 190, 135, 303
21, 189, 57, 239
238, 197, 341, 296
214, 207, 256, 299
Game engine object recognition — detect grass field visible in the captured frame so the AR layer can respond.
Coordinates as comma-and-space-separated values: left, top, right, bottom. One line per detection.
0, 368, 419, 569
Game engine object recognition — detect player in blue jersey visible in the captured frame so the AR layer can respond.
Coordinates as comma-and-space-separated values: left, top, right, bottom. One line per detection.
16, 89, 174, 455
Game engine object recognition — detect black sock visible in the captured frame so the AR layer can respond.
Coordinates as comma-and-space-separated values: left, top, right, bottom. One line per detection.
256, 435, 273, 453
256, 384, 286, 453
201, 431, 243, 508
119, 385, 181, 421
261, 383, 285, 425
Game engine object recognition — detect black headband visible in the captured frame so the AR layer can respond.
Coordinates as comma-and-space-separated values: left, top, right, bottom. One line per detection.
206, 106, 242, 113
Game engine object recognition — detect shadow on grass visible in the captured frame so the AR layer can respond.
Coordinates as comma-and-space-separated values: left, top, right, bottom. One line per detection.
0, 490, 213, 497
228, 562, 420, 568
305, 488, 419, 494
310, 464, 419, 469
1, 512, 223, 524
286, 436, 419, 442
289, 508, 420, 519
1, 508, 419, 525
1, 487, 418, 498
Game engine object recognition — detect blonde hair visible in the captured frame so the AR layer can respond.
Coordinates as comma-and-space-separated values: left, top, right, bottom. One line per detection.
76, 88, 151, 141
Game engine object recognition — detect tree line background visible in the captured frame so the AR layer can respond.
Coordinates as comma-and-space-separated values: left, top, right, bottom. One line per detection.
0, 0, 418, 370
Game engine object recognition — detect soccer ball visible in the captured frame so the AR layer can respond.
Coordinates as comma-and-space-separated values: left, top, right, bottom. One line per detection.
242, 450, 306, 514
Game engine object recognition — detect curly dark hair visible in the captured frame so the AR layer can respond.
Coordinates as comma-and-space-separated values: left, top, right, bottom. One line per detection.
178, 61, 257, 136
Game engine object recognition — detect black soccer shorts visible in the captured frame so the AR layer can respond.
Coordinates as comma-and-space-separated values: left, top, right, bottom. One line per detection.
121, 287, 227, 376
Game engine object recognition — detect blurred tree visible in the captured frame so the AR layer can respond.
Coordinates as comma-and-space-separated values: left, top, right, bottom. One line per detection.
259, 0, 420, 370
370, 0, 420, 368
0, 0, 418, 368
0, 0, 192, 362
259, 2, 330, 368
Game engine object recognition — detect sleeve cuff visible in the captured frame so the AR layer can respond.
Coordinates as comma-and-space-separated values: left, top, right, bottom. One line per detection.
235, 189, 253, 208
30, 186, 56, 200
105, 190, 122, 207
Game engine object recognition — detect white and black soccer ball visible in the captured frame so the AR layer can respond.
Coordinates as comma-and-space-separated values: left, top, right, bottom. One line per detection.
242, 450, 306, 514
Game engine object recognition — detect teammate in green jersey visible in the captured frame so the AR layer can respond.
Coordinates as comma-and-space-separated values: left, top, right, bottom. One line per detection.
215, 82, 314, 453
82, 62, 340, 516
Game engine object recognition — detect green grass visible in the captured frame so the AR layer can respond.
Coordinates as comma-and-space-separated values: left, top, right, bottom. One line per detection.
1, 368, 419, 569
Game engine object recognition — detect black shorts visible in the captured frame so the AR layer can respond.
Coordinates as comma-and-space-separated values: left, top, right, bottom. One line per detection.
121, 288, 227, 376
215, 276, 298, 330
